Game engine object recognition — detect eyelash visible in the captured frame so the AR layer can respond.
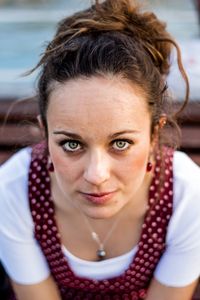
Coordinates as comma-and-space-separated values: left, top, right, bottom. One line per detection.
58, 139, 134, 153
58, 140, 83, 153
112, 139, 134, 151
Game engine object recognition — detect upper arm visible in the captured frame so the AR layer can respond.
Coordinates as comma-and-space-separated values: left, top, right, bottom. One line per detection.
146, 277, 199, 300
146, 154, 200, 300
153, 154, 200, 288
11, 275, 61, 300
0, 180, 50, 285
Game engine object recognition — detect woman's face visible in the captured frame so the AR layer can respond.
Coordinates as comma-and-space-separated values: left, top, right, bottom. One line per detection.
47, 76, 153, 219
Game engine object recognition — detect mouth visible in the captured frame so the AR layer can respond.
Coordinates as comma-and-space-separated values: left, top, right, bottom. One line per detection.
79, 191, 117, 205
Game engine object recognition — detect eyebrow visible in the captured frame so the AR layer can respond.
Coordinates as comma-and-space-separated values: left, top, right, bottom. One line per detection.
110, 130, 140, 138
53, 130, 140, 139
53, 131, 82, 139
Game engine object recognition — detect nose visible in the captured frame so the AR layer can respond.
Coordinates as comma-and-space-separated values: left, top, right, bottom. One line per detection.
83, 149, 110, 186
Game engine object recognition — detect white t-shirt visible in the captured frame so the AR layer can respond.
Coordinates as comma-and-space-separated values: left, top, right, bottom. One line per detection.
0, 147, 200, 287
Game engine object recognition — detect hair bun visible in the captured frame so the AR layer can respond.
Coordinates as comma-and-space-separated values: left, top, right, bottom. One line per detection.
55, 0, 172, 76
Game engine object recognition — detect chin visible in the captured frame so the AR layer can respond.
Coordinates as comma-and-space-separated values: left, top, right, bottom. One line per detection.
82, 204, 122, 220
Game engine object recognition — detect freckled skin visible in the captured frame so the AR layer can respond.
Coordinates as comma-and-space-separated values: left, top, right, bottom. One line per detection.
47, 75, 153, 220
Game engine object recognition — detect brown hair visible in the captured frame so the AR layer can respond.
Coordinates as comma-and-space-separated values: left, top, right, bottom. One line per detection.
32, 0, 189, 147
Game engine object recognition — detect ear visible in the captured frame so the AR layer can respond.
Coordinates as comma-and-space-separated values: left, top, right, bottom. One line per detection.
151, 124, 159, 150
158, 114, 167, 129
151, 115, 167, 150
37, 114, 43, 129
37, 115, 45, 139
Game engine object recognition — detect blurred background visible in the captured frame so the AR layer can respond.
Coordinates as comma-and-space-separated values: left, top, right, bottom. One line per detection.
0, 2, 200, 299
0, 0, 200, 101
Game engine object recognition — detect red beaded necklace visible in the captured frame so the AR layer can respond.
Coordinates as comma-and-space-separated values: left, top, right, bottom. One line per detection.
29, 142, 174, 300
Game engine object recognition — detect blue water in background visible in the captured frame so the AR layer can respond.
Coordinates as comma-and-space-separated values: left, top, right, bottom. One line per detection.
0, 1, 90, 97
0, 22, 54, 69
0, 0, 91, 71
0, 0, 199, 99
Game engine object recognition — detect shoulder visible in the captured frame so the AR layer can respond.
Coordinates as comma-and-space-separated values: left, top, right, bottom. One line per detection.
0, 147, 33, 237
173, 151, 200, 209
0, 147, 51, 284
0, 146, 32, 202
154, 151, 200, 287
0, 146, 32, 184
171, 151, 200, 231
173, 151, 200, 185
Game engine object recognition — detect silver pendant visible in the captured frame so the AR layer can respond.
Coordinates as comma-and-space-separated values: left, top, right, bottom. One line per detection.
97, 249, 106, 261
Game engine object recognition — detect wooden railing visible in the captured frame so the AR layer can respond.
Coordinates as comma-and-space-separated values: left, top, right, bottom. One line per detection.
0, 97, 200, 165
0, 97, 41, 164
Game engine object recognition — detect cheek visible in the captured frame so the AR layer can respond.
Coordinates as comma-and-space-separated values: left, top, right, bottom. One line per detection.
120, 147, 149, 180
49, 144, 78, 184
132, 150, 148, 169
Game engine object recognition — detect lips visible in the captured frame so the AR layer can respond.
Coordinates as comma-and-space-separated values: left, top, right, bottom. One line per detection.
80, 191, 116, 205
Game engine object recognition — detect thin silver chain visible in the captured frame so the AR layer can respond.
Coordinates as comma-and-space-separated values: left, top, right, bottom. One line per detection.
81, 210, 122, 253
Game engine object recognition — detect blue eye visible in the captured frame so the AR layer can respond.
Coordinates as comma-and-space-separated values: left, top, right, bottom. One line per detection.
112, 140, 132, 151
62, 140, 82, 152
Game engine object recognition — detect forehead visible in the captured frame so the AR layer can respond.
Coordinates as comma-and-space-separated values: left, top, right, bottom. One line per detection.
47, 76, 150, 134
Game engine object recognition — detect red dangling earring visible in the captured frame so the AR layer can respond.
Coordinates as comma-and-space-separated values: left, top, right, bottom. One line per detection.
146, 162, 153, 172
47, 157, 54, 172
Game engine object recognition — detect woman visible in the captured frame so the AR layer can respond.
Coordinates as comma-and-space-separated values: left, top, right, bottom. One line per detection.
0, 0, 200, 299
